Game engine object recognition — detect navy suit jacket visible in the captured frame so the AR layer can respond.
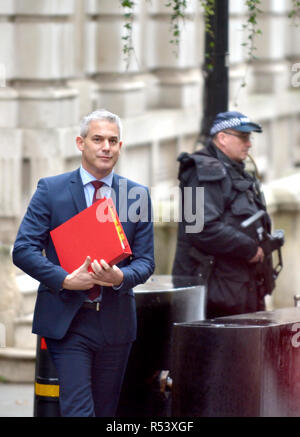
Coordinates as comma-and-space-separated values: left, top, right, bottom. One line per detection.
13, 169, 155, 344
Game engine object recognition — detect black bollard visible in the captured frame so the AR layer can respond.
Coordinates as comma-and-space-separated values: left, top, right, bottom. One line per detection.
172, 308, 300, 417
33, 336, 60, 417
116, 275, 206, 417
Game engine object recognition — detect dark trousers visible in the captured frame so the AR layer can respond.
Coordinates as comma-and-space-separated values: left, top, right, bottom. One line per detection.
45, 306, 132, 417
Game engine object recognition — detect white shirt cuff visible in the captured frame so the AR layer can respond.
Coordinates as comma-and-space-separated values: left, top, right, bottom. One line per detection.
112, 282, 123, 291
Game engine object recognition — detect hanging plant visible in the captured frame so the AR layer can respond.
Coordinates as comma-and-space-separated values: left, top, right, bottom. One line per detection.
289, 0, 300, 25
199, 0, 215, 72
120, 0, 191, 64
120, 0, 136, 70
199, 0, 215, 35
165, 0, 216, 59
242, 0, 263, 63
165, 0, 188, 57
119, 0, 300, 76
233, 0, 263, 105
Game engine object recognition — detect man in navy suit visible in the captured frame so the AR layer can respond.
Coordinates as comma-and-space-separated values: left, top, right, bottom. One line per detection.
13, 109, 155, 417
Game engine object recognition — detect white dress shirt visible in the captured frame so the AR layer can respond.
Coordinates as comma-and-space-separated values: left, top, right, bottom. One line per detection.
79, 165, 114, 206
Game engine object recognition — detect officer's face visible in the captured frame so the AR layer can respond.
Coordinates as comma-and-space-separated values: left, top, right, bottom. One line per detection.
218, 130, 252, 162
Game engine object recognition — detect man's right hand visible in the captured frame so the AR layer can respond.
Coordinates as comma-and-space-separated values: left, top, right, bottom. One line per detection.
248, 246, 264, 264
62, 256, 113, 290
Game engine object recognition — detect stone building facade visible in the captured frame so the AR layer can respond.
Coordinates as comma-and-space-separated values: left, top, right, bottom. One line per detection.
0, 0, 300, 380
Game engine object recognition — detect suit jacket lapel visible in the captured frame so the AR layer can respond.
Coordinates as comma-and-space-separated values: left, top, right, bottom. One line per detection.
69, 168, 87, 213
112, 173, 120, 215
112, 173, 129, 224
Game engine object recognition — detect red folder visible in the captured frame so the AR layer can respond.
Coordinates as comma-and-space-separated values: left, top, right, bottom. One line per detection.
50, 197, 132, 273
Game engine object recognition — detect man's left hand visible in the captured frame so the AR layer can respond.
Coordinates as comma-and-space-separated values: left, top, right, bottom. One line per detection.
90, 259, 124, 287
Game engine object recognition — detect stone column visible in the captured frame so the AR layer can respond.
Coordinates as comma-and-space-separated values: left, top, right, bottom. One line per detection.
146, 0, 202, 109
0, 0, 80, 348
85, 0, 147, 117
287, 0, 300, 90
250, 0, 290, 94
0, 1, 21, 243
0, 245, 22, 347
229, 0, 250, 104
0, 3, 23, 347
13, 0, 79, 205
264, 174, 300, 309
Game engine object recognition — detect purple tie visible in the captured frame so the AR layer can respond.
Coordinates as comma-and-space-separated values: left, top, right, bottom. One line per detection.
88, 181, 104, 301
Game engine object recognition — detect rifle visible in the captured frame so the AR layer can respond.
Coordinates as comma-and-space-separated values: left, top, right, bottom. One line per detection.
241, 210, 284, 296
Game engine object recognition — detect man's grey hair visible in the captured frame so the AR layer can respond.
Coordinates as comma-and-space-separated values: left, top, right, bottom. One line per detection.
79, 109, 123, 139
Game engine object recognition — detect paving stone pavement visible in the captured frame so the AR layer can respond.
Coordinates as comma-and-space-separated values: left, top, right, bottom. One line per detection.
0, 383, 34, 417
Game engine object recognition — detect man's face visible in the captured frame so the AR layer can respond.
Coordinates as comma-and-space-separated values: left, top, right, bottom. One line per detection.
76, 119, 122, 179
216, 130, 252, 162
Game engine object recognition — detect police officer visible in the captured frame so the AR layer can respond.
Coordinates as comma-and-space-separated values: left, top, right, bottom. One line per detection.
172, 111, 272, 319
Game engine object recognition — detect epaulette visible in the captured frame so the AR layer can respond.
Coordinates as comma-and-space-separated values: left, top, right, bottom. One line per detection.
177, 151, 227, 182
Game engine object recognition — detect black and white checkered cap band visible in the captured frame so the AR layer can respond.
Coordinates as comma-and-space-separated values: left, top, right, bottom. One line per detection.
210, 117, 250, 136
